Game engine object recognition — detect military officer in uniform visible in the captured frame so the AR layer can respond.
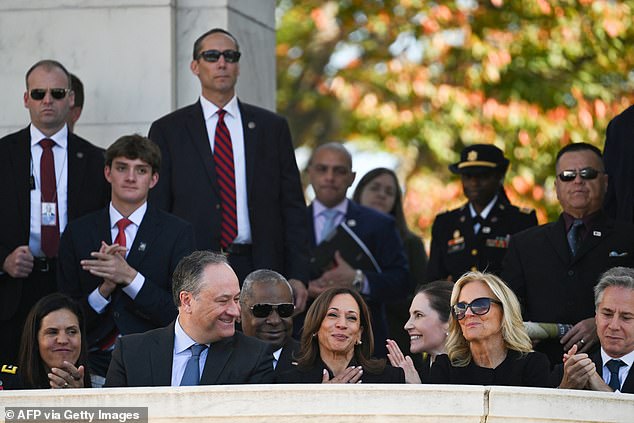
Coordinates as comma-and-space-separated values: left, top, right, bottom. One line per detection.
427, 144, 537, 282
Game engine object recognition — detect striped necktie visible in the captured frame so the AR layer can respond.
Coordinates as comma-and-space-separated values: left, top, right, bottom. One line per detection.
213, 109, 237, 249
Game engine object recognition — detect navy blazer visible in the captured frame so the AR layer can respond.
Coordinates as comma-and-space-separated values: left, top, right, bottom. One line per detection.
57, 205, 195, 348
104, 322, 275, 387
148, 100, 309, 282
604, 104, 634, 222
307, 200, 409, 355
0, 126, 109, 320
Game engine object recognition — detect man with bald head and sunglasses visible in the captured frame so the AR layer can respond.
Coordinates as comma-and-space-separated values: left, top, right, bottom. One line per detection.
239, 269, 299, 373
502, 143, 634, 366
148, 28, 309, 314
0, 60, 108, 365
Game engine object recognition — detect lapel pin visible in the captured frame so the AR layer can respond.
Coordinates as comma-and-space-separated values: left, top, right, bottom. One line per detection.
248, 121, 256, 129
592, 231, 601, 237
76, 152, 84, 159
139, 242, 146, 251
347, 219, 356, 227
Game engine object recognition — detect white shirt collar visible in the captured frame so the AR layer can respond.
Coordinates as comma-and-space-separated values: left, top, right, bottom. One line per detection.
30, 123, 68, 149
469, 194, 498, 219
109, 202, 147, 228
174, 316, 209, 355
200, 95, 239, 121
601, 347, 634, 368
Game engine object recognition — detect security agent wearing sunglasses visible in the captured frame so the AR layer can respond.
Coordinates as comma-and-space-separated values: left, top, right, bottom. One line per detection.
427, 144, 537, 283
148, 28, 310, 314
239, 269, 299, 372
0, 60, 108, 365
502, 142, 634, 366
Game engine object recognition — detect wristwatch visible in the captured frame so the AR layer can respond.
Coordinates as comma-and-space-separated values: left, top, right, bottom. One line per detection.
352, 269, 364, 292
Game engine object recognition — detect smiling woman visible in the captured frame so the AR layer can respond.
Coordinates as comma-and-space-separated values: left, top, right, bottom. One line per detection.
276, 287, 405, 384
428, 272, 550, 388
0, 293, 91, 389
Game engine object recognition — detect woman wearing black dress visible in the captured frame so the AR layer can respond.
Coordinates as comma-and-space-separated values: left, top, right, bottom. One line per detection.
276, 287, 404, 383
429, 271, 550, 387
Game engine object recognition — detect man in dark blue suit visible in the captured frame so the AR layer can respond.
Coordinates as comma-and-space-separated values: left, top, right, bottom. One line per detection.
0, 60, 108, 365
57, 135, 195, 380
304, 142, 409, 357
556, 267, 634, 393
147, 28, 309, 312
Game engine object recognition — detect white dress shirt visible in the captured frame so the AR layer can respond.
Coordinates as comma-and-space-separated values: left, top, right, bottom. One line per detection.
29, 124, 69, 257
601, 348, 634, 392
200, 95, 252, 244
171, 317, 210, 386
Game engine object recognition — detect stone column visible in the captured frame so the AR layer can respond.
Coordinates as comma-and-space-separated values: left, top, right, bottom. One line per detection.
0, 0, 275, 147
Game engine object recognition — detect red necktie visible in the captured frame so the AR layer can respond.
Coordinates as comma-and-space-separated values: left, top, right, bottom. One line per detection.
114, 218, 132, 250
39, 139, 59, 257
213, 109, 237, 249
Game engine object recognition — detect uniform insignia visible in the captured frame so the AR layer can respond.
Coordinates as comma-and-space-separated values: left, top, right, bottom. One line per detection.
499, 204, 505, 210
460, 215, 466, 222
520, 207, 533, 214
347, 219, 356, 227
1, 364, 17, 374
593, 231, 601, 237
482, 226, 491, 234
491, 216, 498, 223
467, 150, 478, 161
453, 230, 461, 239
485, 235, 510, 248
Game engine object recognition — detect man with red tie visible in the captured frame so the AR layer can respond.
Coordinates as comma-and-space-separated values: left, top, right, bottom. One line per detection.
57, 135, 194, 381
147, 28, 309, 313
0, 60, 108, 365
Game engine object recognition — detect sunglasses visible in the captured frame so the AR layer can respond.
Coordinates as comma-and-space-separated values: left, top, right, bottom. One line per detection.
557, 167, 601, 182
250, 303, 294, 318
29, 88, 70, 101
198, 49, 241, 63
452, 297, 502, 320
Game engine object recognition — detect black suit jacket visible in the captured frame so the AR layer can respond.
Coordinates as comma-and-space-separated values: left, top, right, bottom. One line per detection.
275, 356, 405, 383
427, 198, 537, 282
275, 338, 300, 374
604, 104, 634, 223
104, 322, 275, 387
57, 205, 195, 348
307, 201, 409, 355
551, 350, 634, 393
502, 213, 634, 362
148, 100, 309, 282
0, 126, 109, 320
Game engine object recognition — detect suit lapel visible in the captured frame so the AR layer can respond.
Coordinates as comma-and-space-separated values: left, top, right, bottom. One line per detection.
573, 214, 610, 263
126, 205, 160, 269
239, 101, 257, 198
200, 336, 234, 384
307, 203, 317, 247
186, 102, 220, 195
546, 216, 570, 265
67, 133, 90, 220
150, 323, 177, 386
9, 128, 31, 235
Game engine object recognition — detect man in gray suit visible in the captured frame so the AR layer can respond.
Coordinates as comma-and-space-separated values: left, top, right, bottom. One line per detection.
105, 250, 274, 387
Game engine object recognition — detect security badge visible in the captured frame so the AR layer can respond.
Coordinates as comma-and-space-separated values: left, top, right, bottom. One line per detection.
41, 202, 57, 226
448, 229, 465, 253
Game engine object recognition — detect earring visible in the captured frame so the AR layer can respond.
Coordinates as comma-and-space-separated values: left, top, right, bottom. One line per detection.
356, 339, 362, 345
445, 332, 449, 336
312, 333, 317, 338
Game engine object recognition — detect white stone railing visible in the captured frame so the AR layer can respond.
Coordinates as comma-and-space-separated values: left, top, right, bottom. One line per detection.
2, 384, 634, 422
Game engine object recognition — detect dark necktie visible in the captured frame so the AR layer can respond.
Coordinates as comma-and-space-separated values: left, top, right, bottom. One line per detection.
180, 344, 207, 386
606, 359, 625, 391
114, 218, 132, 250
567, 219, 584, 256
39, 139, 60, 257
213, 109, 237, 249
473, 214, 485, 234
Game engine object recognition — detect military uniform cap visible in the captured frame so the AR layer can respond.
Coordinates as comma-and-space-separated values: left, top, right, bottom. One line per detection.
449, 144, 509, 175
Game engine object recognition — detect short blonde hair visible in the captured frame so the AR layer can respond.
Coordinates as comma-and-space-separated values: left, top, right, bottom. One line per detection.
446, 271, 532, 367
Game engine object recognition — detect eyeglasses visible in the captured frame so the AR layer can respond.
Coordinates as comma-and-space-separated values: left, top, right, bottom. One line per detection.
29, 88, 71, 101
250, 303, 294, 318
557, 167, 601, 182
198, 49, 241, 63
452, 297, 502, 320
